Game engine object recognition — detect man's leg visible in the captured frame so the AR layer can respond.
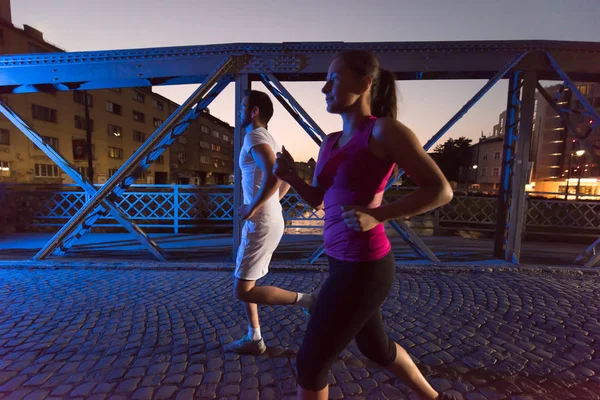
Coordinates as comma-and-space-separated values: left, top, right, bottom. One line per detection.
225, 278, 315, 355
234, 277, 309, 306
225, 278, 267, 355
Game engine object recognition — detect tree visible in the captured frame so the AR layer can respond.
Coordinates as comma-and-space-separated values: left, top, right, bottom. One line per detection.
432, 137, 473, 183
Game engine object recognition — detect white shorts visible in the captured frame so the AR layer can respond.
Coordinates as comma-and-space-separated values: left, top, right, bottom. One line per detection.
235, 214, 285, 281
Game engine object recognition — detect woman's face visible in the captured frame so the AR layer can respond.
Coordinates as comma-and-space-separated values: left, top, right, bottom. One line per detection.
321, 57, 368, 115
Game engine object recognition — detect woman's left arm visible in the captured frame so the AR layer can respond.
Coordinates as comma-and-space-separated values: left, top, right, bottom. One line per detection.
372, 118, 453, 222
341, 118, 453, 232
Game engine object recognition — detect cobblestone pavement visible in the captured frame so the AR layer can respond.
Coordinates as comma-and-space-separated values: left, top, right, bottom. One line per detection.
0, 267, 599, 399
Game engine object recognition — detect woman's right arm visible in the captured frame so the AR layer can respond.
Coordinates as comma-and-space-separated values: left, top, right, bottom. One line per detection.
274, 138, 329, 210
286, 170, 325, 211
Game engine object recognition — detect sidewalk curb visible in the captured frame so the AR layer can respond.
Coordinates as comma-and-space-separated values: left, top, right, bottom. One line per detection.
0, 260, 597, 276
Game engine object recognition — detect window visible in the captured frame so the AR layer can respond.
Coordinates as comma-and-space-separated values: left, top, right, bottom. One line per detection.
0, 29, 4, 45
35, 136, 59, 151
105, 101, 122, 115
0, 129, 9, 145
153, 100, 164, 111
211, 130, 220, 138
77, 166, 90, 179
200, 156, 210, 164
132, 110, 145, 123
153, 118, 163, 128
109, 168, 119, 177
73, 92, 93, 107
108, 147, 123, 159
74, 116, 94, 131
483, 153, 488, 161
135, 171, 148, 181
0, 161, 10, 177
32, 104, 57, 123
200, 140, 210, 150
133, 92, 145, 103
178, 136, 187, 144
35, 164, 60, 178
200, 125, 210, 134
110, 88, 122, 93
211, 144, 221, 152
493, 168, 500, 177
178, 152, 187, 163
155, 155, 164, 164
133, 130, 146, 142
107, 124, 122, 138
221, 133, 229, 141
481, 168, 486, 177
494, 152, 501, 160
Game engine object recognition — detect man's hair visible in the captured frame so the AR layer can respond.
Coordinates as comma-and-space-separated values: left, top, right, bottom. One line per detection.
245, 90, 274, 126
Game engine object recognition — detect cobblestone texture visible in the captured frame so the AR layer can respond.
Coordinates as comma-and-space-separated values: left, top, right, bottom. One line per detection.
0, 268, 598, 399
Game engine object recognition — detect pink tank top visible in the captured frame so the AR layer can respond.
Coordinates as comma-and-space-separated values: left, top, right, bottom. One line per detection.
314, 116, 395, 262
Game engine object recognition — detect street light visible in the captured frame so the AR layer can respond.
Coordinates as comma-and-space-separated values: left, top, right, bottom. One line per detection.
467, 165, 478, 190
565, 150, 586, 199
575, 150, 585, 198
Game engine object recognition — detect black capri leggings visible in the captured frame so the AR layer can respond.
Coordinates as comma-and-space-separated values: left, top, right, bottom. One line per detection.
296, 251, 397, 391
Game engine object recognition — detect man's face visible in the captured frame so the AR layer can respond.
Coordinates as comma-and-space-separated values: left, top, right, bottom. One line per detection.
239, 96, 253, 128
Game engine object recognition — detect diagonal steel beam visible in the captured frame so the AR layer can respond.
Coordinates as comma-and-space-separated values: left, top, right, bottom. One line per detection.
545, 52, 600, 132
575, 236, 600, 268
259, 73, 326, 145
34, 56, 246, 260
50, 74, 235, 257
391, 51, 529, 187
0, 100, 167, 261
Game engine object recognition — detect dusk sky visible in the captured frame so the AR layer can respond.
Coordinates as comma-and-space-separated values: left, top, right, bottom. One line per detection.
10, 0, 600, 161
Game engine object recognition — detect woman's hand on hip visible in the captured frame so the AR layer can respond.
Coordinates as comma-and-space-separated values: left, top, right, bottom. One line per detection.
341, 205, 384, 232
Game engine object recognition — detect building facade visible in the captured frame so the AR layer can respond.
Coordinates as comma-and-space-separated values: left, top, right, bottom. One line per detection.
471, 136, 503, 191
295, 158, 316, 184
0, 4, 234, 186
169, 111, 234, 185
531, 83, 600, 196
466, 111, 507, 192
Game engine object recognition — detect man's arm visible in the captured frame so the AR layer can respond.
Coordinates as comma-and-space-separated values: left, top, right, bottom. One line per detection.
278, 181, 291, 200
274, 138, 329, 210
248, 143, 282, 213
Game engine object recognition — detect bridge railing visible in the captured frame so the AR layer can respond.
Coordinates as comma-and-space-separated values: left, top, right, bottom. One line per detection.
0, 184, 598, 237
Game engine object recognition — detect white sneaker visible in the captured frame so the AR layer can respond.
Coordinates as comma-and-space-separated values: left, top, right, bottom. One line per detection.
224, 334, 266, 355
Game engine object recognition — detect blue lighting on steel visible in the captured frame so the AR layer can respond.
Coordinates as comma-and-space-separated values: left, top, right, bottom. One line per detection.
0, 100, 167, 261
33, 57, 243, 259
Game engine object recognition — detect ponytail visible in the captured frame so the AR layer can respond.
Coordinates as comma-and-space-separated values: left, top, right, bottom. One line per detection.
336, 50, 399, 120
370, 68, 398, 120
